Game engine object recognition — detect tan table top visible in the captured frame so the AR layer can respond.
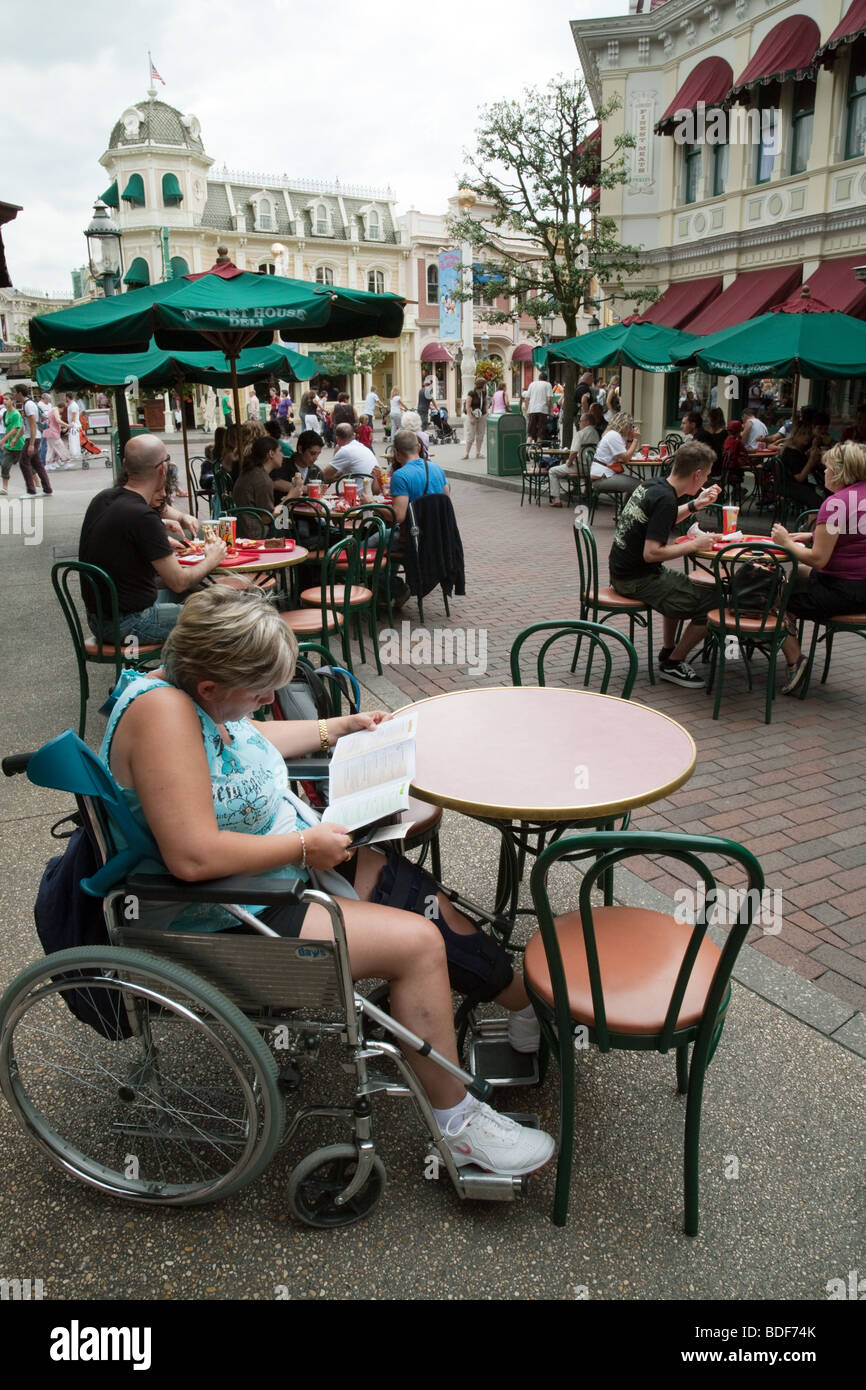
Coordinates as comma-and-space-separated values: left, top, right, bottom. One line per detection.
401, 686, 696, 822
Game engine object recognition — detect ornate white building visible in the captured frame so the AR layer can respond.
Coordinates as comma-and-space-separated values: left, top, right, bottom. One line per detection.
95, 92, 545, 412
572, 0, 866, 435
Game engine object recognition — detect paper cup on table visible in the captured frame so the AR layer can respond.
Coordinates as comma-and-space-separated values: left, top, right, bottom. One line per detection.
344, 481, 359, 506
217, 516, 236, 547
659, 444, 668, 459
722, 505, 739, 535
307, 481, 322, 499
642, 444, 650, 459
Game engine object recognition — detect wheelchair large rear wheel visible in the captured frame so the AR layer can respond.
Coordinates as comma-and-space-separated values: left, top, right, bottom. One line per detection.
0, 947, 284, 1205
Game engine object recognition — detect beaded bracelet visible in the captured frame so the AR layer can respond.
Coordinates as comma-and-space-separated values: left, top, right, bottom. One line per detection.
297, 830, 307, 870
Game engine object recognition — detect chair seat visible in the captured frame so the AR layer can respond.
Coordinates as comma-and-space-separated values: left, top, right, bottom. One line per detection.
300, 585, 373, 606
524, 906, 722, 1035
280, 609, 344, 635
84, 637, 162, 658
596, 585, 647, 611
827, 612, 866, 626
688, 570, 715, 587
706, 609, 784, 634
402, 796, 443, 840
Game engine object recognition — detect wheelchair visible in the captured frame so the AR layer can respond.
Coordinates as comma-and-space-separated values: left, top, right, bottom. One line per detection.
0, 734, 535, 1228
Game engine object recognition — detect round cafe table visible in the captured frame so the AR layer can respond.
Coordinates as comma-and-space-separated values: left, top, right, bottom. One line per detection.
179, 543, 309, 576
401, 686, 697, 925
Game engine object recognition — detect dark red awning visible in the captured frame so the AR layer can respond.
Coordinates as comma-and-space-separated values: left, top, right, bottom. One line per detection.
511, 343, 534, 362
625, 276, 723, 329
420, 342, 453, 363
577, 125, 601, 186
587, 185, 600, 206
818, 0, 866, 62
774, 256, 866, 320
686, 265, 802, 336
730, 15, 820, 98
656, 57, 734, 133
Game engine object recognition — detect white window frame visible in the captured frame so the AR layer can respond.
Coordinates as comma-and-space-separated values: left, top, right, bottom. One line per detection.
367, 268, 385, 294
315, 203, 330, 236
315, 265, 335, 286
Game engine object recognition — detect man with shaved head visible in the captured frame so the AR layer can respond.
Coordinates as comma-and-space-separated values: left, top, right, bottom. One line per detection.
79, 434, 226, 643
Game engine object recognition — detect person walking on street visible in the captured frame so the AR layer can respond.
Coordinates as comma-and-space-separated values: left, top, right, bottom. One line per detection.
522, 371, 552, 443
43, 396, 72, 471
64, 392, 81, 461
14, 386, 53, 494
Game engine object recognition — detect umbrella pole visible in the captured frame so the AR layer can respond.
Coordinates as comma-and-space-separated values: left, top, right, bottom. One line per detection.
791, 369, 800, 421
230, 356, 243, 466
113, 386, 131, 479
177, 375, 194, 505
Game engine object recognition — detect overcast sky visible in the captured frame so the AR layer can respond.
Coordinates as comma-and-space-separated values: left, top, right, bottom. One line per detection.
4, 0, 625, 295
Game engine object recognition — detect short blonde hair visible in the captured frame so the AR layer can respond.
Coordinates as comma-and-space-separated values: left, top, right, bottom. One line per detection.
823, 441, 866, 490
401, 409, 422, 431
162, 587, 297, 696
606, 412, 633, 436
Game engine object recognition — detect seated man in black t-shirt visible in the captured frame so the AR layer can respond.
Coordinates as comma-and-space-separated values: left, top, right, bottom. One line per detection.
608, 441, 722, 688
79, 434, 226, 644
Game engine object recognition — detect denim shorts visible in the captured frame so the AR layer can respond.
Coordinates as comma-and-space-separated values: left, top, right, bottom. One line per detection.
89, 601, 181, 645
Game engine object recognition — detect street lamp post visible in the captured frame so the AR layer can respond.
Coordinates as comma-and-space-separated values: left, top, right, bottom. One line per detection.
587, 314, 600, 333
456, 187, 477, 397
480, 329, 489, 362
542, 312, 556, 344
84, 199, 123, 298
84, 199, 128, 459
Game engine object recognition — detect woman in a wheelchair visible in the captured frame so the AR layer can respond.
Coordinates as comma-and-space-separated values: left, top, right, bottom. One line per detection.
102, 587, 554, 1178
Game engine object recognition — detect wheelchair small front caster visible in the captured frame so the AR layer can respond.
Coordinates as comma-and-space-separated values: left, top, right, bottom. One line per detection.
288, 1144, 387, 1228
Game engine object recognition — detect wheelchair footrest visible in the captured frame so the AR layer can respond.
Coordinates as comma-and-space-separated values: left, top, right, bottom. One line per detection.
466, 1018, 540, 1088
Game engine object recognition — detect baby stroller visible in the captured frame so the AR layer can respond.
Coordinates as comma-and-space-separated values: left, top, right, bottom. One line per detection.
429, 405, 455, 445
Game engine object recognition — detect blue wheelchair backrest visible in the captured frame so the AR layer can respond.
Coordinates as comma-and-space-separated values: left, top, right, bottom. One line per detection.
28, 729, 160, 897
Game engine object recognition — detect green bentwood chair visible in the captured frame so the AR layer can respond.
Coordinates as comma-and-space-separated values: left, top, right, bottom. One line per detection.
705, 541, 797, 724
573, 518, 655, 685
527, 830, 763, 1233
51, 562, 164, 739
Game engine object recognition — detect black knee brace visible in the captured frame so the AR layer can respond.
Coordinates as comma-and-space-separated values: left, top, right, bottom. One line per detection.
371, 854, 514, 1005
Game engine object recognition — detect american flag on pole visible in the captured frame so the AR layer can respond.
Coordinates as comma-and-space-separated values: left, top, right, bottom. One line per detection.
150, 57, 165, 85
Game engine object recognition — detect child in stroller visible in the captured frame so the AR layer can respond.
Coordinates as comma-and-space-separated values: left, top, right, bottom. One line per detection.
429, 404, 455, 445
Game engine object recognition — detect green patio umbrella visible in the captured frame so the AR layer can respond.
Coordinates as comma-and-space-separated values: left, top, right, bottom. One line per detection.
30, 259, 405, 355
673, 305, 866, 380
36, 339, 318, 392
36, 339, 318, 498
31, 254, 404, 482
537, 321, 699, 374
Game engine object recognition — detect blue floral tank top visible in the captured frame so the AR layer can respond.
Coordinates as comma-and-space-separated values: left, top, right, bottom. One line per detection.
100, 668, 308, 931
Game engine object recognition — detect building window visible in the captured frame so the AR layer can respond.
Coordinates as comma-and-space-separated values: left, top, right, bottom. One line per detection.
426, 263, 439, 304
368, 209, 380, 239
791, 79, 815, 175
315, 266, 334, 285
258, 197, 272, 231
367, 269, 384, 294
846, 38, 866, 160
712, 141, 729, 197
682, 143, 702, 204
316, 204, 329, 235
755, 87, 778, 184
258, 262, 276, 275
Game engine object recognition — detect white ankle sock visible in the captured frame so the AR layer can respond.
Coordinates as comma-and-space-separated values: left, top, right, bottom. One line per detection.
514, 1004, 536, 1018
434, 1093, 477, 1131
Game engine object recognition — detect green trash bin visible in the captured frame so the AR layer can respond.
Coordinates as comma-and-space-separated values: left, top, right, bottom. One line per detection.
486, 411, 526, 476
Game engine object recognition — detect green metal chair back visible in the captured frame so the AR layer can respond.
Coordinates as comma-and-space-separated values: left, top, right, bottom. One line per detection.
707, 541, 797, 723
51, 561, 161, 739
664, 432, 684, 452
794, 508, 819, 532
510, 620, 637, 698
230, 506, 277, 540
212, 465, 234, 517
333, 512, 388, 675
281, 497, 332, 555
528, 828, 764, 1233
572, 516, 601, 614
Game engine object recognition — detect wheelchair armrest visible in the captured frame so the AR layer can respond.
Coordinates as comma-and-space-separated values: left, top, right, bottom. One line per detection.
125, 872, 304, 907
284, 754, 331, 780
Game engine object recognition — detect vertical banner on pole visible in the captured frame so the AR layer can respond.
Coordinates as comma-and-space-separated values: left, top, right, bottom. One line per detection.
439, 251, 461, 342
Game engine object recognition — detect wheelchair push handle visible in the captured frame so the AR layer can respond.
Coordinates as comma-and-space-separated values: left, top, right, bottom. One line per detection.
2, 752, 33, 777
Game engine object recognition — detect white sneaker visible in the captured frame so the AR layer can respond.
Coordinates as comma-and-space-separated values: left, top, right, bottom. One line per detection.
45, 463, 59, 471
442, 1101, 555, 1176
63, 462, 76, 469
506, 1011, 541, 1054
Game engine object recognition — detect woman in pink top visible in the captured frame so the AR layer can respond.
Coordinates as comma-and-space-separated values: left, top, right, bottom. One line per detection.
491, 383, 509, 413
771, 441, 866, 694
43, 398, 71, 469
